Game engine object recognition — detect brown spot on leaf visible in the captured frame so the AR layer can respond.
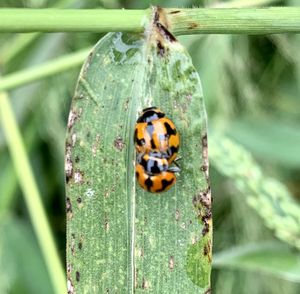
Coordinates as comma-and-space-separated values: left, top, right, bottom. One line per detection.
204, 241, 212, 263
92, 134, 101, 156
169, 10, 181, 14
134, 269, 138, 289
65, 144, 73, 184
193, 186, 212, 236
67, 263, 72, 278
188, 22, 198, 30
114, 136, 125, 151
67, 109, 80, 130
169, 256, 174, 270
74, 170, 84, 184
67, 278, 74, 294
76, 271, 80, 282
78, 235, 83, 250
71, 133, 77, 147
205, 288, 212, 294
66, 197, 73, 219
157, 40, 165, 57
71, 233, 76, 256
175, 209, 180, 221
156, 22, 177, 42
142, 278, 150, 289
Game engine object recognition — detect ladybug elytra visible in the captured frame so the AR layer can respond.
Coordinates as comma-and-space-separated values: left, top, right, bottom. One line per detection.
134, 107, 180, 193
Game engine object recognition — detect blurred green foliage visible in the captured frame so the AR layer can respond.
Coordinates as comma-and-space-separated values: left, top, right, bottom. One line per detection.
0, 0, 300, 293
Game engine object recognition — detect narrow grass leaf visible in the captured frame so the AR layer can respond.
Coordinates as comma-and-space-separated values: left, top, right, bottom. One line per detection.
214, 241, 300, 283
66, 7, 211, 293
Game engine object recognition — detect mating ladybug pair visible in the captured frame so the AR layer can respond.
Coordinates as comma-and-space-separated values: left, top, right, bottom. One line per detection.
134, 107, 180, 193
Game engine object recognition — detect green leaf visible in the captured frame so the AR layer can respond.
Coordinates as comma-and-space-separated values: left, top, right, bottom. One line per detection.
66, 8, 211, 293
213, 241, 300, 283
0, 216, 53, 294
227, 115, 300, 168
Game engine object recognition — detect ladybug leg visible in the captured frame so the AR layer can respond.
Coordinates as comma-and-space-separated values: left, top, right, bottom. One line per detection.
168, 166, 180, 173
173, 156, 181, 168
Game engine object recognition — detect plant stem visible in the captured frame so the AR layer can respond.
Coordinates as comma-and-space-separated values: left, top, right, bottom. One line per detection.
0, 91, 66, 294
211, 0, 280, 8
167, 8, 300, 35
0, 9, 148, 33
0, 8, 299, 34
0, 48, 90, 92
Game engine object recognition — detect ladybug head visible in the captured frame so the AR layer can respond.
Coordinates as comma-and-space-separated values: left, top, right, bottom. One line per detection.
137, 106, 165, 123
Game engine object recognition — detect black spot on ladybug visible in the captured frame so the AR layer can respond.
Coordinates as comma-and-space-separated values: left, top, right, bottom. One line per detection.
150, 139, 156, 149
157, 178, 174, 192
76, 271, 80, 282
140, 156, 148, 170
169, 146, 178, 155
135, 171, 140, 179
145, 177, 153, 191
164, 121, 176, 136
150, 160, 161, 174
135, 129, 145, 146
137, 108, 164, 123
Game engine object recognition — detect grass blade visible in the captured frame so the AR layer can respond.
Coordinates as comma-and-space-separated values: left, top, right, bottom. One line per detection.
66, 7, 211, 293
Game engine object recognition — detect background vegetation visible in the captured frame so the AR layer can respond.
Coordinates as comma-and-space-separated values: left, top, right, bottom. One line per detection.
0, 0, 299, 293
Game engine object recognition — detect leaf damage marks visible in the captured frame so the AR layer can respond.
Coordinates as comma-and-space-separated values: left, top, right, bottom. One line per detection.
113, 136, 125, 151
203, 240, 212, 263
67, 278, 74, 294
151, 6, 177, 58
66, 197, 73, 219
142, 278, 150, 289
193, 185, 212, 236
76, 271, 81, 282
169, 255, 175, 270
92, 134, 101, 157
74, 169, 84, 184
65, 144, 73, 184
188, 22, 198, 30
201, 134, 209, 179
71, 233, 76, 256
67, 108, 82, 130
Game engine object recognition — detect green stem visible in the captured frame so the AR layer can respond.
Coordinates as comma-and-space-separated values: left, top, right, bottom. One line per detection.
0, 92, 66, 294
211, 0, 280, 8
0, 8, 299, 34
0, 9, 148, 33
167, 7, 300, 35
0, 48, 90, 92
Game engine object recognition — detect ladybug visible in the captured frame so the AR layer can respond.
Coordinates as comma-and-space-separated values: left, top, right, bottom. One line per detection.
134, 107, 180, 164
135, 152, 180, 193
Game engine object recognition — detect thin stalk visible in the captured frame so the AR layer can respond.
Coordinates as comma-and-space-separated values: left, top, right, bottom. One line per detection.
0, 48, 90, 92
0, 9, 148, 33
0, 8, 299, 34
167, 7, 300, 35
211, 0, 281, 8
0, 92, 66, 294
